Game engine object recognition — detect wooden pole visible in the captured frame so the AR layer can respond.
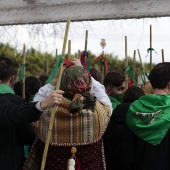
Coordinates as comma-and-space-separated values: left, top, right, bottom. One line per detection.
133, 50, 136, 76
75, 52, 78, 58
55, 49, 58, 57
137, 49, 146, 84
68, 40, 71, 61
161, 49, 164, 63
22, 44, 26, 99
125, 36, 128, 90
150, 25, 152, 72
78, 50, 81, 59
40, 19, 70, 170
84, 30, 88, 51
101, 51, 104, 81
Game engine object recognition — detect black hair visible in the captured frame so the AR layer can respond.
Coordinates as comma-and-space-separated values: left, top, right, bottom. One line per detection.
149, 62, 170, 89
14, 76, 41, 102
103, 71, 125, 87
0, 57, 17, 81
122, 86, 145, 103
38, 74, 49, 86
89, 68, 102, 83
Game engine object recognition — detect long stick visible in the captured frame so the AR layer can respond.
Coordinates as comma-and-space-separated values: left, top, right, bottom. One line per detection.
84, 30, 88, 51
137, 49, 146, 84
68, 40, 71, 61
125, 36, 128, 90
22, 44, 26, 99
133, 50, 136, 77
150, 25, 152, 72
40, 19, 70, 170
78, 50, 80, 59
161, 49, 164, 63
101, 51, 104, 81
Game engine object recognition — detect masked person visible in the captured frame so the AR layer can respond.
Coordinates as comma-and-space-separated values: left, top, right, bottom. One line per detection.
24, 65, 112, 170
103, 71, 126, 110
126, 62, 170, 170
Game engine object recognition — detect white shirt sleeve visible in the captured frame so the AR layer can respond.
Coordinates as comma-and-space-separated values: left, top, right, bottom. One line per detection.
33, 84, 55, 102
90, 77, 113, 114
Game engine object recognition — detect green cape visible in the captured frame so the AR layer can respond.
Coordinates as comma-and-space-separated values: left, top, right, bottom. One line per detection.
126, 94, 170, 145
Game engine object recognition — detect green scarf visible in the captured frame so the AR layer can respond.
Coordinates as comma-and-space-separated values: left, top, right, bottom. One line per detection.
109, 96, 120, 110
126, 94, 170, 145
0, 84, 15, 94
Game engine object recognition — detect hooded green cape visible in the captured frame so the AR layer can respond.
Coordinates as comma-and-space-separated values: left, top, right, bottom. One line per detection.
126, 94, 170, 145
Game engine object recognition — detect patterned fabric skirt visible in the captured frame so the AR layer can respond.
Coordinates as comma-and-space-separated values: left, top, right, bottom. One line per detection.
24, 137, 106, 170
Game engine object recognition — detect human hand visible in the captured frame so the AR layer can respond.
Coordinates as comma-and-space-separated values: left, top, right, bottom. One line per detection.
40, 90, 64, 110
71, 58, 83, 67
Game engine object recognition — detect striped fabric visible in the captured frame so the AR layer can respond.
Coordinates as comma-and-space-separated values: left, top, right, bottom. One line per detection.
24, 97, 110, 170
34, 97, 110, 145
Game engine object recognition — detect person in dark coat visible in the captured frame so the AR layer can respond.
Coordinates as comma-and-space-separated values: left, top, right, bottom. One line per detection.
0, 56, 64, 170
126, 62, 170, 170
103, 86, 145, 170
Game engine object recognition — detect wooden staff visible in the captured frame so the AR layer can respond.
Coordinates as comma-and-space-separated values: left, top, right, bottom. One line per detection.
125, 36, 128, 90
133, 50, 136, 76
85, 30, 88, 51
22, 44, 26, 99
137, 49, 146, 84
78, 50, 81, 59
101, 51, 105, 81
150, 25, 152, 72
161, 49, 164, 63
68, 40, 71, 61
55, 49, 58, 58
40, 19, 70, 170
75, 52, 78, 58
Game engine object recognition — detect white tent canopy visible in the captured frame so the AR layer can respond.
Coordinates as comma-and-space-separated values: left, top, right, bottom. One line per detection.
0, 0, 170, 25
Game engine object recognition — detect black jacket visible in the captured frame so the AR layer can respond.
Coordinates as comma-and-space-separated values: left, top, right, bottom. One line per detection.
103, 103, 132, 170
103, 102, 170, 170
0, 94, 41, 170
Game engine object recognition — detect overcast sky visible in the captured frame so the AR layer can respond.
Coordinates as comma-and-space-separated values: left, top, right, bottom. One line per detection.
1, 17, 170, 64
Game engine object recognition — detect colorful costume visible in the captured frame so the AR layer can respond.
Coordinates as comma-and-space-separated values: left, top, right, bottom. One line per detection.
24, 66, 111, 170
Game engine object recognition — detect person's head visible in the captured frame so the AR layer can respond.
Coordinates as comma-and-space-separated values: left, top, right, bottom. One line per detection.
14, 76, 41, 101
149, 62, 170, 91
103, 71, 125, 97
122, 86, 145, 103
60, 66, 91, 99
89, 68, 102, 83
38, 74, 49, 86
0, 57, 17, 87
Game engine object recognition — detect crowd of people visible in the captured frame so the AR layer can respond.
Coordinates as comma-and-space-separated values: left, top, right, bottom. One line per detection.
0, 55, 170, 170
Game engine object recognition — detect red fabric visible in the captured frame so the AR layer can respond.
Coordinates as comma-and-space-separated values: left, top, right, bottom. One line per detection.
35, 138, 104, 170
128, 79, 134, 87
64, 58, 74, 68
75, 158, 81, 170
53, 58, 73, 68
95, 55, 108, 75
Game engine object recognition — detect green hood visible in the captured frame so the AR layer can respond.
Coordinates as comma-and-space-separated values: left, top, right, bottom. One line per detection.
126, 94, 170, 145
